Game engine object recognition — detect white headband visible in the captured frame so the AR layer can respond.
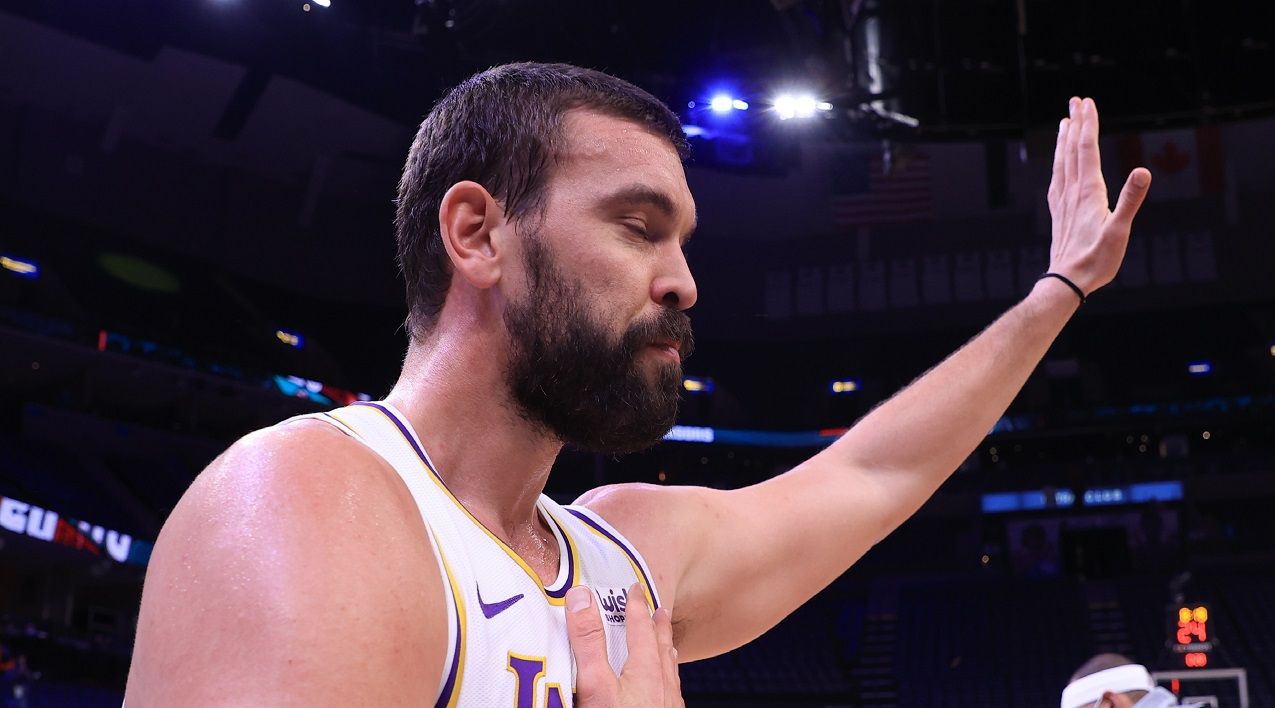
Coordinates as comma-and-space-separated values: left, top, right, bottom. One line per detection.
1061, 664, 1156, 708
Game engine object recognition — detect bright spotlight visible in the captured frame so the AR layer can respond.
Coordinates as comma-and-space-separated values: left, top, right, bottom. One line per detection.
311, 0, 330, 5
773, 93, 821, 120
774, 94, 797, 120
731, 99, 750, 111
709, 95, 734, 113
793, 95, 818, 118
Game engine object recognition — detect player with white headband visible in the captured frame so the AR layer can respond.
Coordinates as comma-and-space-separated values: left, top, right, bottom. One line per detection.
1062, 654, 1207, 708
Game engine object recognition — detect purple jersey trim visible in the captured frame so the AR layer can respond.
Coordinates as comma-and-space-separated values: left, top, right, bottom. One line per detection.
565, 508, 660, 610
434, 588, 463, 708
543, 512, 575, 598
354, 401, 445, 480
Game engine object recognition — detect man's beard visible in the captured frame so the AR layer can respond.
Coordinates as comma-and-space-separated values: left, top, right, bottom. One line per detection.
502, 236, 695, 455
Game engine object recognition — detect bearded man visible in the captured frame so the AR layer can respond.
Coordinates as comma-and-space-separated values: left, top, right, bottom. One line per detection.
126, 62, 1151, 706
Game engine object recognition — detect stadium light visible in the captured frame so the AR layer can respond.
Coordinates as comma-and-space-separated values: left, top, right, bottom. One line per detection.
311, 0, 330, 6
275, 329, 305, 349
1, 254, 39, 279
830, 379, 861, 394
682, 376, 714, 394
1187, 361, 1212, 376
773, 95, 797, 120
709, 95, 744, 113
773, 93, 825, 120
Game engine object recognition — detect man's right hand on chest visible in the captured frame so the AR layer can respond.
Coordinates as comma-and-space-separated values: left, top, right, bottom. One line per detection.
565, 584, 683, 708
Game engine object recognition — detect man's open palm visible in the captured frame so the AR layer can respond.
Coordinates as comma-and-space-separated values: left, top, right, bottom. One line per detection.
1048, 96, 1153, 295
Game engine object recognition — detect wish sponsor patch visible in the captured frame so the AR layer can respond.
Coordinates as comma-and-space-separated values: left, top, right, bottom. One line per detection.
596, 586, 630, 625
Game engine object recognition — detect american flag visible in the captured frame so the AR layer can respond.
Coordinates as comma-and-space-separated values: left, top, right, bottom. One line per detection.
830, 150, 932, 226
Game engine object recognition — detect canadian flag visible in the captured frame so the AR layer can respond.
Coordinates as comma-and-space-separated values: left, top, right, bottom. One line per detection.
1118, 126, 1225, 201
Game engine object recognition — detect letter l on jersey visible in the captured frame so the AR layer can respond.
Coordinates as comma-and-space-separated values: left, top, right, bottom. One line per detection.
507, 653, 568, 708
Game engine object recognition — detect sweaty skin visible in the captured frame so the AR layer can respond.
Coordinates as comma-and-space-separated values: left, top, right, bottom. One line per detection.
125, 98, 1149, 704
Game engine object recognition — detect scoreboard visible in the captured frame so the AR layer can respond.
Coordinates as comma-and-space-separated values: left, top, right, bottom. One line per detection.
1171, 604, 1213, 668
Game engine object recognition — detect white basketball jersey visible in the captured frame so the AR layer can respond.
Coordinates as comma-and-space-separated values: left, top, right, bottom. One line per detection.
288, 401, 661, 708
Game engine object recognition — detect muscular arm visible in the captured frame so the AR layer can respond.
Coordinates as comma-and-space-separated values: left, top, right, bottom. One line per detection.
582, 97, 1153, 660
125, 422, 447, 706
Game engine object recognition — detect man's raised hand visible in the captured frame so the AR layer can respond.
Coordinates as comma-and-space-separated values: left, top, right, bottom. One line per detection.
565, 584, 684, 708
1047, 97, 1153, 296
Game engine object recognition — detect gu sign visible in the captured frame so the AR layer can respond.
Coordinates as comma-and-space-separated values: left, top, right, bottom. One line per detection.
0, 495, 151, 566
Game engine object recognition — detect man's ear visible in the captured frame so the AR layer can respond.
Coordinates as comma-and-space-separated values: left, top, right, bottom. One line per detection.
438, 180, 505, 289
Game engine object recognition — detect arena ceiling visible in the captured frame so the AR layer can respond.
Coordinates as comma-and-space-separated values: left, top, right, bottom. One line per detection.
4, 0, 1273, 146
2, 0, 1273, 386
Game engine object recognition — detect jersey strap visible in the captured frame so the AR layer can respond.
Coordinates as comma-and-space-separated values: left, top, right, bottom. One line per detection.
279, 405, 464, 707
559, 504, 662, 612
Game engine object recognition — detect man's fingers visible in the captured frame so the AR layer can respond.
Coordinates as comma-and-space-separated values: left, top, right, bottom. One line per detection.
671, 645, 684, 708
1064, 97, 1081, 190
653, 608, 678, 706
565, 585, 616, 702
1049, 117, 1070, 204
1110, 167, 1152, 230
622, 583, 660, 681
1078, 97, 1102, 181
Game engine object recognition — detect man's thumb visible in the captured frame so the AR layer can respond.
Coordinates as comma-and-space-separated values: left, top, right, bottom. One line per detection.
565, 585, 614, 701
1111, 167, 1151, 229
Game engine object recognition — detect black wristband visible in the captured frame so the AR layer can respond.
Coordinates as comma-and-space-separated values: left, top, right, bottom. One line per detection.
1038, 272, 1086, 304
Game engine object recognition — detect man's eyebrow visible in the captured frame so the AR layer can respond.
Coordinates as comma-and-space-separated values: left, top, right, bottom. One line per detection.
600, 184, 698, 244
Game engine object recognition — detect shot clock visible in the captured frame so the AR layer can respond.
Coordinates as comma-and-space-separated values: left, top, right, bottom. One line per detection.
1170, 604, 1214, 669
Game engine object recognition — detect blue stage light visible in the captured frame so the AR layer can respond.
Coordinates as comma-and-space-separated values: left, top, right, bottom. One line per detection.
709, 95, 735, 113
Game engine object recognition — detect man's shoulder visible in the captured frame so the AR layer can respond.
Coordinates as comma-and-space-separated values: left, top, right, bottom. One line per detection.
575, 482, 718, 530
127, 417, 446, 703
170, 416, 430, 558
204, 417, 393, 501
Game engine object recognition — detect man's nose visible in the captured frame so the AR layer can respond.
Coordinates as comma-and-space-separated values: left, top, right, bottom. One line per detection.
652, 246, 697, 311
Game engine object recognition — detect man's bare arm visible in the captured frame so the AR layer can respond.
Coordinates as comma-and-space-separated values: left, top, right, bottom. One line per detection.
124, 422, 447, 706
583, 97, 1153, 660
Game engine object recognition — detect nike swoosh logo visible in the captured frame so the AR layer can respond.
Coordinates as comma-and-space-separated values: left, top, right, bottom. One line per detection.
476, 584, 524, 619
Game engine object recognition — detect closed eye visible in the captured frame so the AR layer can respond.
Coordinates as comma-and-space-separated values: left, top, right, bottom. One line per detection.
622, 220, 652, 239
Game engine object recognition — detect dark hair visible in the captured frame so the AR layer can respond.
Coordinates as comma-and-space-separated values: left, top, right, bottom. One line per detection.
394, 62, 689, 339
